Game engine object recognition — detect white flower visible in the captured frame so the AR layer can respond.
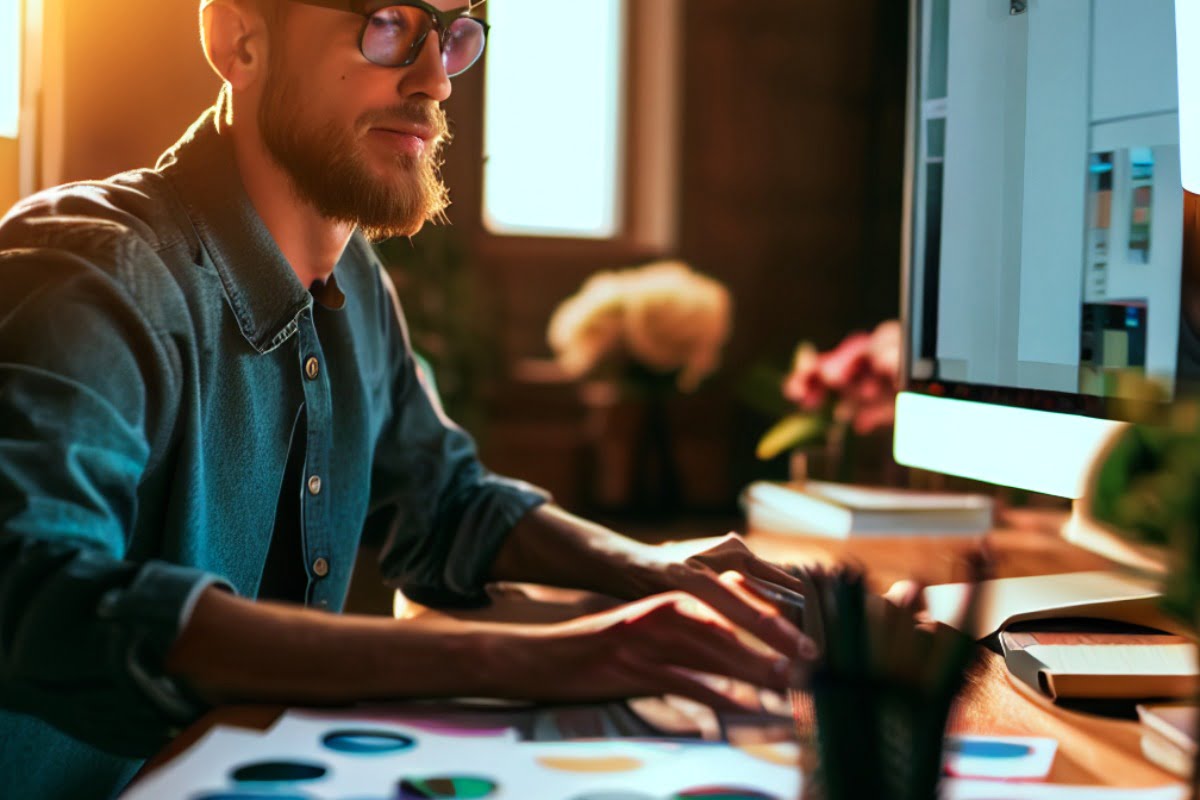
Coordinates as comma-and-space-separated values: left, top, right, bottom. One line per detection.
547, 261, 733, 392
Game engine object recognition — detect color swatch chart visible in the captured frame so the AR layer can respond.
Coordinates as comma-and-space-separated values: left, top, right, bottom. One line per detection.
120, 710, 1187, 800
120, 710, 803, 800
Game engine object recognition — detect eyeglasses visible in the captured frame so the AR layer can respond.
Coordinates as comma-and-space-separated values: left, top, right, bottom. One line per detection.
290, 0, 489, 77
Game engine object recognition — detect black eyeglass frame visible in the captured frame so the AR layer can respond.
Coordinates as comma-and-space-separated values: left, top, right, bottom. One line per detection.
289, 0, 489, 72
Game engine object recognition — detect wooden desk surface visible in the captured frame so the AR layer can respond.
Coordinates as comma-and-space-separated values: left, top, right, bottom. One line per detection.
751, 509, 1179, 788
143, 510, 1183, 790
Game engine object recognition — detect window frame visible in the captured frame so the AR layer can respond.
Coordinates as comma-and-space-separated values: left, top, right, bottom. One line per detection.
454, 0, 683, 267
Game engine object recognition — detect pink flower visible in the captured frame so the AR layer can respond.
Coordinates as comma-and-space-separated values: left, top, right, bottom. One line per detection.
781, 320, 900, 436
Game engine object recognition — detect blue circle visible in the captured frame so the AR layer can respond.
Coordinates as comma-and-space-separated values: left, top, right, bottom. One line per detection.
946, 739, 1033, 759
323, 729, 417, 755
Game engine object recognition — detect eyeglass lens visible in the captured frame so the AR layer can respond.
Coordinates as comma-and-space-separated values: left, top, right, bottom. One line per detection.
361, 6, 486, 76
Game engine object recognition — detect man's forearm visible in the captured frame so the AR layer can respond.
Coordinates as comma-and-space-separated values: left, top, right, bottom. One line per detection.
487, 504, 664, 600
165, 588, 496, 706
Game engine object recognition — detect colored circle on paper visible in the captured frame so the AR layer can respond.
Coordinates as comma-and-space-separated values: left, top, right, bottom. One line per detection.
672, 789, 781, 800
737, 743, 799, 767
322, 729, 417, 755
396, 776, 499, 799
536, 755, 644, 773
945, 739, 1033, 759
230, 760, 327, 783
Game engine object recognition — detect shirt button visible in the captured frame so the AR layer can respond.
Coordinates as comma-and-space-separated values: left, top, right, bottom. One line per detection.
308, 475, 322, 496
304, 356, 320, 381
312, 557, 330, 578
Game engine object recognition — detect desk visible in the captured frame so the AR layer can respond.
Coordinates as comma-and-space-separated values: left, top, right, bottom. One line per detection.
141, 511, 1181, 791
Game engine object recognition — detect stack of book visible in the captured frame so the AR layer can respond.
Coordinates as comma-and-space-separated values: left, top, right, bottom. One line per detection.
741, 480, 994, 538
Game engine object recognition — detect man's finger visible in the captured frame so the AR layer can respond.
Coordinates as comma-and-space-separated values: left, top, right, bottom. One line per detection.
689, 534, 810, 596
733, 573, 807, 629
665, 617, 803, 692
685, 571, 807, 658
741, 558, 811, 596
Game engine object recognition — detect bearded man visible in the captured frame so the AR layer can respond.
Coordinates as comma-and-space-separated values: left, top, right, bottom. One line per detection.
0, 2, 811, 797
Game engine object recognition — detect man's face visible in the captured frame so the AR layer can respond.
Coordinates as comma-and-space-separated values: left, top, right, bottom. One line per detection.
257, 2, 455, 241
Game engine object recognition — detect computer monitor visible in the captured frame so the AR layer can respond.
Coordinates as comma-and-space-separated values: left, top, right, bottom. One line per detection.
895, 0, 1191, 505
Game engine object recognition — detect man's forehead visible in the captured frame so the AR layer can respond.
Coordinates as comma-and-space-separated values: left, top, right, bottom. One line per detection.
197, 0, 485, 12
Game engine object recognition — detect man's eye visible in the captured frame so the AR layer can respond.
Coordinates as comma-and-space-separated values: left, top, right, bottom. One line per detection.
369, 9, 413, 37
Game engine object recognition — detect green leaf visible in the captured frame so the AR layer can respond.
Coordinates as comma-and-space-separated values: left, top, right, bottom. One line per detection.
737, 362, 793, 418
757, 414, 827, 460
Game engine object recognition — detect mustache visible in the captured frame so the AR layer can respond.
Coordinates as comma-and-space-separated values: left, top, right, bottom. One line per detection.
360, 103, 450, 143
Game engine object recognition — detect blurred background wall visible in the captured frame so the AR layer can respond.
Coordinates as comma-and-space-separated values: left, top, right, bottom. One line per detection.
2, 0, 909, 524
37, 0, 220, 184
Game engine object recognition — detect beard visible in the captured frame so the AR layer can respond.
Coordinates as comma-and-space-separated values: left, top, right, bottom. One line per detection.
257, 62, 452, 242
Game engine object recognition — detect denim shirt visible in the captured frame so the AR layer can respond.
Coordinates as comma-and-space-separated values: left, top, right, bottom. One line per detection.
0, 105, 547, 799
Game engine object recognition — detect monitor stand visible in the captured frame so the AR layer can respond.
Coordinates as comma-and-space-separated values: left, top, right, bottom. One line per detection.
1061, 499, 1168, 575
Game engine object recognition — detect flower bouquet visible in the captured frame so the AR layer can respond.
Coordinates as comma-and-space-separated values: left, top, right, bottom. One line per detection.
757, 320, 901, 483
547, 260, 733, 394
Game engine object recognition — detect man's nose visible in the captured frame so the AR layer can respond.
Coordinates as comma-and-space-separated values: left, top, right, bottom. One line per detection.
398, 32, 453, 103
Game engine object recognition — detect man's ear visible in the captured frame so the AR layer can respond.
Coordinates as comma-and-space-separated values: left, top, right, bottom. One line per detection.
201, 0, 270, 91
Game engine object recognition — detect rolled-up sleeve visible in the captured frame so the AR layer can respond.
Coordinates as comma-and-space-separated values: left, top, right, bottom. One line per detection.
0, 244, 230, 757
367, 272, 549, 608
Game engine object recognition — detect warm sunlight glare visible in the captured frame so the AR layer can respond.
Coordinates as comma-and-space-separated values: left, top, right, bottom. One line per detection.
0, 0, 19, 139
482, 0, 625, 238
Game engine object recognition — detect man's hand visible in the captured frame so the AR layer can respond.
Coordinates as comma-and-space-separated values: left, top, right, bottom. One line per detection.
479, 591, 810, 711
633, 533, 812, 655
493, 508, 813, 663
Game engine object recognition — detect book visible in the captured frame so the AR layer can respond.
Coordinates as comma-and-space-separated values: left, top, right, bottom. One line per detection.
1000, 629, 1198, 701
921, 570, 1184, 639
1137, 703, 1197, 778
923, 570, 1197, 701
740, 480, 994, 538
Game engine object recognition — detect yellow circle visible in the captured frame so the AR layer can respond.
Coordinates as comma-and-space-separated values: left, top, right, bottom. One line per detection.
535, 756, 643, 774
738, 743, 798, 768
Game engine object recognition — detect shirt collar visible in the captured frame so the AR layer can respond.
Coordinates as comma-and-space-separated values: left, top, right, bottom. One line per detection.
156, 100, 347, 354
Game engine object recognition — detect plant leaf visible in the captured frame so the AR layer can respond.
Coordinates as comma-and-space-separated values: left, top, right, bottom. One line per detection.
757, 414, 827, 460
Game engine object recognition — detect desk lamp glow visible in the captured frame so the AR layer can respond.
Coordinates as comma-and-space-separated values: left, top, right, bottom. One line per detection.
894, 0, 1190, 505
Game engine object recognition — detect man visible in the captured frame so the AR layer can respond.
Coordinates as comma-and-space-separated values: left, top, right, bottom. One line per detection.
0, 1, 812, 797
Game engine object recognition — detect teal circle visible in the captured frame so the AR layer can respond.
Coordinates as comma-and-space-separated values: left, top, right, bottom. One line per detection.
323, 729, 417, 755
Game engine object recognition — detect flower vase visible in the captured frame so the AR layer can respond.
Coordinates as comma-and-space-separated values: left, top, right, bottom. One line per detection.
629, 392, 681, 518
789, 427, 850, 485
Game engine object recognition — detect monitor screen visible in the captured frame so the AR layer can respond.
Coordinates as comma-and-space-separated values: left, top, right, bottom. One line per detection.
896, 0, 1188, 498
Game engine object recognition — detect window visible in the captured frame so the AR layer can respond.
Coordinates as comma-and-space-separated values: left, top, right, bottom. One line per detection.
482, 0, 626, 239
0, 0, 20, 139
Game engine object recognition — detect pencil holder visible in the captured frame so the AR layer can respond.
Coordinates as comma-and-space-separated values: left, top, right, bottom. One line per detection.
802, 668, 964, 800
793, 564, 981, 800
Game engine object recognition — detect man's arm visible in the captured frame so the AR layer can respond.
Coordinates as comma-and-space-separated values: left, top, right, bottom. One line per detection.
0, 241, 227, 757
489, 504, 810, 658
166, 583, 803, 712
